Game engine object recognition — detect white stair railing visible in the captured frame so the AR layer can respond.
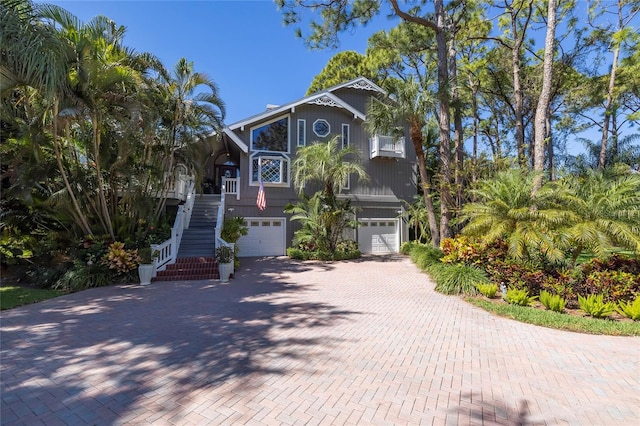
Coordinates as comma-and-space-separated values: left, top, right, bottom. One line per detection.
215, 184, 235, 274
222, 176, 240, 200
151, 181, 196, 273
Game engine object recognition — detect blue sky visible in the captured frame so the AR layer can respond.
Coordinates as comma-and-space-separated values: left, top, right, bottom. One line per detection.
46, 0, 398, 124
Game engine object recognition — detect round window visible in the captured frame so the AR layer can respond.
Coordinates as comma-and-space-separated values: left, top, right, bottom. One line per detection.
313, 119, 331, 137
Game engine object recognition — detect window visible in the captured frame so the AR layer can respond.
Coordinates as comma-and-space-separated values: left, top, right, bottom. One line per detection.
341, 124, 350, 148
251, 153, 290, 185
313, 119, 330, 137
297, 119, 306, 147
342, 162, 350, 190
251, 116, 289, 152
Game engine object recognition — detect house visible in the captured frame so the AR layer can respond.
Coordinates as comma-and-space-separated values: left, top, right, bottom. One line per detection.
206, 77, 417, 256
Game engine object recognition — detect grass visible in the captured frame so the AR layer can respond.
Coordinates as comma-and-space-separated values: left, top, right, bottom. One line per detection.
467, 297, 640, 336
1, 286, 64, 311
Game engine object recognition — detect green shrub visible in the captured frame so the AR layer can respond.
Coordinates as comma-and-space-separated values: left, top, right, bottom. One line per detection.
617, 297, 640, 321
410, 245, 443, 270
578, 294, 616, 318
286, 240, 360, 261
400, 240, 421, 255
53, 261, 112, 292
505, 288, 538, 306
430, 264, 488, 296
485, 259, 547, 295
539, 290, 566, 313
577, 270, 639, 304
476, 283, 498, 298
440, 236, 509, 265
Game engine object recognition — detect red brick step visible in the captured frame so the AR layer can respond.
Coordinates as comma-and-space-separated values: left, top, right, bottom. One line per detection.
152, 256, 220, 281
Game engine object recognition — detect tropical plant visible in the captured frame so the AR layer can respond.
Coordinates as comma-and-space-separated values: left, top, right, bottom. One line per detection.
220, 216, 248, 244
505, 288, 538, 307
215, 245, 234, 264
430, 264, 488, 296
366, 77, 440, 246
137, 247, 159, 265
101, 242, 138, 274
578, 294, 616, 319
460, 169, 566, 262
409, 244, 444, 270
550, 169, 640, 265
476, 283, 499, 298
539, 290, 566, 313
617, 297, 640, 321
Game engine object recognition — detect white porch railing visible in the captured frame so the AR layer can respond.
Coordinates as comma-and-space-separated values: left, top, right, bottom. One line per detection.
215, 184, 235, 274
151, 181, 196, 272
222, 176, 240, 200
370, 135, 406, 159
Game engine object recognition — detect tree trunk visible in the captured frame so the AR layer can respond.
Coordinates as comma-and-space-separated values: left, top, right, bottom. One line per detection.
436, 0, 453, 243
510, 2, 532, 168
91, 111, 114, 238
410, 125, 440, 247
546, 105, 555, 180
470, 79, 479, 186
51, 100, 93, 236
532, 0, 557, 193
449, 36, 464, 215
599, 42, 620, 170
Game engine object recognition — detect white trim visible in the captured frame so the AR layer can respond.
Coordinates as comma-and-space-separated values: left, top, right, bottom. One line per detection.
325, 77, 387, 96
250, 153, 291, 187
223, 128, 248, 154
250, 115, 290, 154
228, 92, 366, 131
313, 119, 331, 138
297, 119, 306, 147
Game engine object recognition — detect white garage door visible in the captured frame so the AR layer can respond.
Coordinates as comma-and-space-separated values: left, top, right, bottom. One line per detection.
358, 219, 399, 254
237, 217, 286, 257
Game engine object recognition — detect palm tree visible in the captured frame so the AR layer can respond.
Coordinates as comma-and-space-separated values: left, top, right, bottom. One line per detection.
292, 135, 368, 200
460, 169, 566, 262
152, 57, 226, 220
551, 168, 640, 264
365, 77, 441, 247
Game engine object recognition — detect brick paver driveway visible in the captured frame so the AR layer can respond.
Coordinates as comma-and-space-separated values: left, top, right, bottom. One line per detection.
2, 256, 639, 425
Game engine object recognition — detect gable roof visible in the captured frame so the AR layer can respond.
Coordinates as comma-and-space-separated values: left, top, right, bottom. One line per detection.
222, 77, 386, 154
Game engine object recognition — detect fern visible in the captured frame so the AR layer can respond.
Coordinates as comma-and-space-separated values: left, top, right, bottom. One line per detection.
505, 288, 538, 306
539, 290, 566, 313
578, 294, 616, 318
476, 283, 498, 298
617, 297, 640, 321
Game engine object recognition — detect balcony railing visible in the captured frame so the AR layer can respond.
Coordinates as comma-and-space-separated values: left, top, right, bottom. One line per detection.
370, 135, 406, 159
165, 174, 193, 201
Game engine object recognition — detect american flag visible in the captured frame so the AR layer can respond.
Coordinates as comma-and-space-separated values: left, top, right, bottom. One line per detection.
256, 179, 266, 211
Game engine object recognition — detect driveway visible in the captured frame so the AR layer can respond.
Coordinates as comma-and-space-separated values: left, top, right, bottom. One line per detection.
1, 256, 638, 425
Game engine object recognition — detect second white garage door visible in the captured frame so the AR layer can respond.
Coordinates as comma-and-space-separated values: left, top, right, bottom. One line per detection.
236, 217, 286, 257
358, 219, 399, 254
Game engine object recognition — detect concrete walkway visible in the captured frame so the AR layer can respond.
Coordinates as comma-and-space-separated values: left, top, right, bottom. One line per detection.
1, 256, 638, 425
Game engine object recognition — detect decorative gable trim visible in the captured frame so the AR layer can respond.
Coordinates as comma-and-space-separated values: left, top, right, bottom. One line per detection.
325, 77, 386, 95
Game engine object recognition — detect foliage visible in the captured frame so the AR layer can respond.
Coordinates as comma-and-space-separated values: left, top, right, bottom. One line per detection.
287, 240, 360, 261
137, 247, 159, 265
577, 270, 639, 304
578, 294, 616, 319
0, 286, 64, 311
220, 216, 249, 243
539, 290, 566, 313
305, 50, 380, 94
53, 261, 112, 292
485, 259, 548, 296
400, 240, 421, 255
476, 283, 499, 298
285, 192, 358, 254
215, 245, 235, 264
430, 264, 488, 296
101, 242, 138, 274
505, 288, 538, 307
409, 244, 444, 270
440, 237, 508, 266
467, 298, 640, 336
617, 297, 640, 321
461, 169, 565, 262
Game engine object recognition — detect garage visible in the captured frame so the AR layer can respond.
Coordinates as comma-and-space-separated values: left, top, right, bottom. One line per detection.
236, 217, 286, 257
358, 219, 399, 254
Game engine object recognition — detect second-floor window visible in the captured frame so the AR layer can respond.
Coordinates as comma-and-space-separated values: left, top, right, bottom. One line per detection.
341, 124, 350, 148
251, 116, 289, 152
297, 119, 306, 147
